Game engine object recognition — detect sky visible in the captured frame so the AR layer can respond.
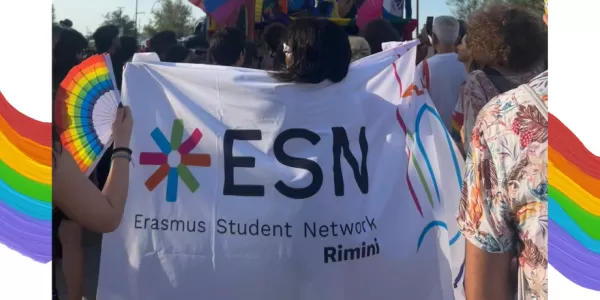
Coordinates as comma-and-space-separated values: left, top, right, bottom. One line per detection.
53, 0, 452, 35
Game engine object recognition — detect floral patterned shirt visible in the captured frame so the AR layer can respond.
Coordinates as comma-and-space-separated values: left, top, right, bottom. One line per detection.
459, 69, 541, 153
457, 71, 548, 300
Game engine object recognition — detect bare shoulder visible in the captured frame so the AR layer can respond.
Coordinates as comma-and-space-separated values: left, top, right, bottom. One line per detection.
52, 146, 85, 206
53, 145, 78, 175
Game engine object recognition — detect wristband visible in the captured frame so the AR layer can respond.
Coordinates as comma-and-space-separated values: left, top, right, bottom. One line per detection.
111, 152, 131, 162
113, 147, 132, 155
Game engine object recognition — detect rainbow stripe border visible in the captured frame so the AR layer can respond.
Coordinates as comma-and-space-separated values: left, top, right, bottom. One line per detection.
0, 92, 52, 263
549, 113, 600, 291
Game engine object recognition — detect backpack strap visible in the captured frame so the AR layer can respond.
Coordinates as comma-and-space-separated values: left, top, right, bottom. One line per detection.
482, 67, 519, 93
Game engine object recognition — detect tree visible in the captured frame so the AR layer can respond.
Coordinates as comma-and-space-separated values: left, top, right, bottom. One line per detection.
446, 0, 544, 21
446, 0, 489, 21
102, 8, 137, 37
142, 0, 196, 38
505, 0, 544, 14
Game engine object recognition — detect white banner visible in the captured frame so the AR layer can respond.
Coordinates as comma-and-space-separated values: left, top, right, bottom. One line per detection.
98, 40, 466, 300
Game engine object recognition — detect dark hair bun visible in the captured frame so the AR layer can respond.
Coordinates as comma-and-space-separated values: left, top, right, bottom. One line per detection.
59, 19, 73, 28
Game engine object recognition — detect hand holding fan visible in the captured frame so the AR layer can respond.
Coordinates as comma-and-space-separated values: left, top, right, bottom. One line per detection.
54, 54, 120, 175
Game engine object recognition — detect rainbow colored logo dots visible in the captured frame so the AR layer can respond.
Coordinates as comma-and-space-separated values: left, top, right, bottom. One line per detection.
139, 119, 211, 202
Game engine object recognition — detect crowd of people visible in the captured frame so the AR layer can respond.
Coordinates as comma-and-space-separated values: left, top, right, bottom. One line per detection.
51, 1, 548, 299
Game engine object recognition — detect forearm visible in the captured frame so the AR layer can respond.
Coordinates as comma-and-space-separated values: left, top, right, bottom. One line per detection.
101, 156, 130, 226
465, 242, 514, 300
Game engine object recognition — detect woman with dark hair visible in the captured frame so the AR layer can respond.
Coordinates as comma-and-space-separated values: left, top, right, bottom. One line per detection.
360, 19, 402, 54
52, 27, 134, 300
53, 24, 63, 49
92, 24, 120, 55
52, 104, 133, 300
261, 23, 286, 70
53, 28, 88, 91
111, 36, 139, 90
163, 45, 196, 63
243, 41, 261, 69
148, 30, 179, 60
460, 3, 546, 151
115, 36, 139, 63
51, 27, 90, 300
207, 27, 246, 67
270, 43, 287, 71
271, 18, 351, 84
58, 19, 73, 28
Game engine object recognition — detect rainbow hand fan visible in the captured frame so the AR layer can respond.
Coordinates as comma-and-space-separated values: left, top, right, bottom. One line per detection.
55, 54, 120, 175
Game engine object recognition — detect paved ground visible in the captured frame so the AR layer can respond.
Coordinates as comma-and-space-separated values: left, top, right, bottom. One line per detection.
54, 230, 102, 300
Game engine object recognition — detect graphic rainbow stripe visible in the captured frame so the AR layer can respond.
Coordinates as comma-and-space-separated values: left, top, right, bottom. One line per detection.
549, 113, 600, 290
391, 52, 465, 289
392, 60, 433, 216
392, 57, 462, 217
391, 55, 463, 263
55, 54, 118, 175
0, 92, 51, 263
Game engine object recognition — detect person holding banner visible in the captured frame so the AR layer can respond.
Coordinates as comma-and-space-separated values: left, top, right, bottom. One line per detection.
262, 23, 287, 70
272, 18, 351, 83
97, 34, 467, 300
207, 27, 247, 67
457, 2, 548, 299
147, 31, 179, 61
52, 103, 134, 233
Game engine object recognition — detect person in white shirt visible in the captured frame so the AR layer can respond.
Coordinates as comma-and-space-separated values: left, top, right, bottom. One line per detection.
417, 16, 467, 133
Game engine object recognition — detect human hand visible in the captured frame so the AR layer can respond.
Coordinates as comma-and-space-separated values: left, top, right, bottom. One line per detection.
112, 103, 133, 148
419, 29, 431, 46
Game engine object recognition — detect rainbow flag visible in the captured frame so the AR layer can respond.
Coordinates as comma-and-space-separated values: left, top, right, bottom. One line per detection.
190, 0, 248, 24
451, 111, 463, 145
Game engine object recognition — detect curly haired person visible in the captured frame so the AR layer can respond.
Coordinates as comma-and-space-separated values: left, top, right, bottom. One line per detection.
457, 1, 549, 299
460, 3, 547, 152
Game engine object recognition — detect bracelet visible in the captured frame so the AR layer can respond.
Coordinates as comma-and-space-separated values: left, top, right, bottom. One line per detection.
113, 147, 132, 155
111, 152, 131, 162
